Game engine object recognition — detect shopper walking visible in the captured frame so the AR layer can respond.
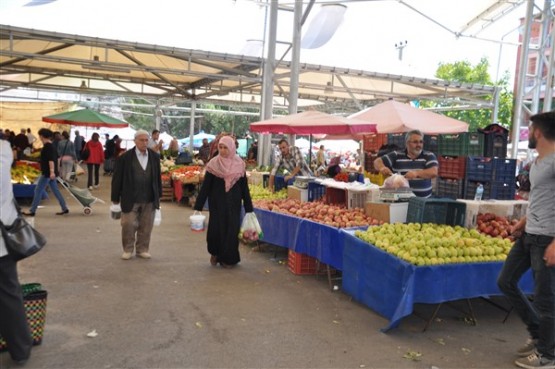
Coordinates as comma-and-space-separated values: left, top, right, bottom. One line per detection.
83, 133, 104, 190
22, 128, 69, 216
73, 130, 84, 161
57, 131, 76, 181
111, 130, 162, 260
0, 140, 33, 365
497, 110, 555, 369
193, 136, 253, 268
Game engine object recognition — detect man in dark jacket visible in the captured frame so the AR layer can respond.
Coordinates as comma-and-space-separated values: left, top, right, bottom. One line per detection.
111, 129, 162, 260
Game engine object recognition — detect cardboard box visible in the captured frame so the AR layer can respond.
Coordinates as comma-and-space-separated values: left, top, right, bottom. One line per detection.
288, 186, 308, 202
365, 202, 408, 223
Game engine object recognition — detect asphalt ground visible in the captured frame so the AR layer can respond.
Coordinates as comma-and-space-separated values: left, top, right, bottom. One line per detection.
0, 172, 530, 369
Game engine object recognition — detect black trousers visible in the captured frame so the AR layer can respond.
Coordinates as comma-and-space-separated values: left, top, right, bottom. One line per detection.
0, 255, 32, 361
87, 163, 100, 187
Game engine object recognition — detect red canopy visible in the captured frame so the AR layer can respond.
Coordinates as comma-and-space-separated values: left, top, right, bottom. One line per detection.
249, 111, 377, 136
348, 100, 468, 134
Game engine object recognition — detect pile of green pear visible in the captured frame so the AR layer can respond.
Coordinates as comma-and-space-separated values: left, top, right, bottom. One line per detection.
354, 223, 513, 266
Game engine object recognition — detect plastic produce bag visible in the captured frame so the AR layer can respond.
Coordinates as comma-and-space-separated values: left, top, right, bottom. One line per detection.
239, 213, 263, 243
383, 173, 410, 189
154, 208, 162, 226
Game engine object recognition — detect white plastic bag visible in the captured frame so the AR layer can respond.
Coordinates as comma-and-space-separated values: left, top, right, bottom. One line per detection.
383, 173, 410, 189
239, 212, 263, 242
154, 208, 162, 226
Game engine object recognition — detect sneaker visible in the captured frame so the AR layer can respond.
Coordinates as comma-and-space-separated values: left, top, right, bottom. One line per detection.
88, 186, 93, 190
137, 252, 151, 259
515, 351, 555, 369
93, 185, 99, 189
518, 338, 539, 357
121, 252, 133, 260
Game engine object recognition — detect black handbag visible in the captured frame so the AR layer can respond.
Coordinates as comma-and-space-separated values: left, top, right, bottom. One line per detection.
0, 200, 47, 261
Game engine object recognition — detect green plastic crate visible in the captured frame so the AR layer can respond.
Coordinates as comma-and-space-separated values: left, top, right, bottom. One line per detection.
406, 197, 466, 226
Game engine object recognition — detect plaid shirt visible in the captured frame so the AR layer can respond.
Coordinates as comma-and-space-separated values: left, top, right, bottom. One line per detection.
271, 145, 312, 176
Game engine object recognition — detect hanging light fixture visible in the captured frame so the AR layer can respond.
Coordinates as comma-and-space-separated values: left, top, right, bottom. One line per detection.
301, 4, 347, 49
324, 75, 335, 95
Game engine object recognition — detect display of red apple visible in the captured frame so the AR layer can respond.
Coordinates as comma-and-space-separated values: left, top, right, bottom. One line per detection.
476, 212, 519, 241
254, 198, 383, 228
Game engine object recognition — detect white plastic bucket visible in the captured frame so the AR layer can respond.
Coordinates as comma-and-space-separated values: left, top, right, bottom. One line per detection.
190, 211, 206, 232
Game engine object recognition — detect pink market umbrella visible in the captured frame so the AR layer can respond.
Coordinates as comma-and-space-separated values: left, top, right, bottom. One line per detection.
249, 111, 376, 136
349, 100, 468, 134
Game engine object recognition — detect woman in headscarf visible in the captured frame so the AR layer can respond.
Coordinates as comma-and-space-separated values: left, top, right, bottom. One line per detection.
194, 136, 253, 268
326, 156, 341, 178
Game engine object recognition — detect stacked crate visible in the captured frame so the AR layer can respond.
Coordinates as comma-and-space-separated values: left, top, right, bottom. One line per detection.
362, 133, 388, 186
463, 157, 494, 200
480, 123, 509, 159
386, 133, 406, 150
436, 156, 466, 199
161, 177, 173, 202
462, 157, 516, 200
491, 158, 517, 200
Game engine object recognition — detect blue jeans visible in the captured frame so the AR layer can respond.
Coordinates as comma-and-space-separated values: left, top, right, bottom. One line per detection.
498, 232, 555, 359
29, 175, 68, 213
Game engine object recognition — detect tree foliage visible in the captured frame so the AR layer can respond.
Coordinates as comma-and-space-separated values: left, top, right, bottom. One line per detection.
421, 58, 513, 131
122, 100, 261, 139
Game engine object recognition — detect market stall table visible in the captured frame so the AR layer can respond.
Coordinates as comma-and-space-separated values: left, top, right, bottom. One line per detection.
341, 230, 534, 331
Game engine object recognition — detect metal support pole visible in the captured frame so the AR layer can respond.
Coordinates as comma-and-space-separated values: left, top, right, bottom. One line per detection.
542, 3, 554, 112
510, 0, 534, 159
259, 0, 278, 167
188, 102, 196, 153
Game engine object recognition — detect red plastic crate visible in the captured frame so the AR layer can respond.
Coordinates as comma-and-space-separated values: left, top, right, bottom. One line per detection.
438, 156, 467, 179
325, 187, 346, 206
288, 250, 318, 275
362, 133, 387, 153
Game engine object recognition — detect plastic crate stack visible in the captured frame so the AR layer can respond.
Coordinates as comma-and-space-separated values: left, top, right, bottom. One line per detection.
362, 133, 388, 186
308, 182, 325, 202
433, 129, 515, 200
491, 158, 517, 200
479, 123, 509, 159
462, 157, 517, 200
463, 157, 494, 199
436, 156, 466, 199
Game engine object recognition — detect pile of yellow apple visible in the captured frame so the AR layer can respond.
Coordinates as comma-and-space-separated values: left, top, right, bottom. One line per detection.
249, 184, 287, 201
11, 164, 41, 184
355, 223, 513, 266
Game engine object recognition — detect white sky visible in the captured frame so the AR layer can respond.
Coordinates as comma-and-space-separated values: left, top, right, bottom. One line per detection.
0, 0, 527, 81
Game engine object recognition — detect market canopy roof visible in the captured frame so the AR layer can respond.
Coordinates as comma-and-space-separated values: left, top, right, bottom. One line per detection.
348, 100, 469, 134
249, 110, 377, 136
0, 25, 496, 115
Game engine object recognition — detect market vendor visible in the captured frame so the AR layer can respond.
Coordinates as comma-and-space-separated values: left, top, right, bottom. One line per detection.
373, 129, 438, 197
268, 139, 312, 192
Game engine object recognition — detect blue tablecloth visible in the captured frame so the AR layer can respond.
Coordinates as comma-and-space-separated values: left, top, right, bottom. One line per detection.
341, 229, 535, 331
13, 184, 48, 199
253, 208, 346, 270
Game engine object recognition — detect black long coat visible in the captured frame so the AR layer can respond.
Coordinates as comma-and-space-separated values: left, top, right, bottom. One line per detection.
194, 172, 253, 265
111, 147, 162, 212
